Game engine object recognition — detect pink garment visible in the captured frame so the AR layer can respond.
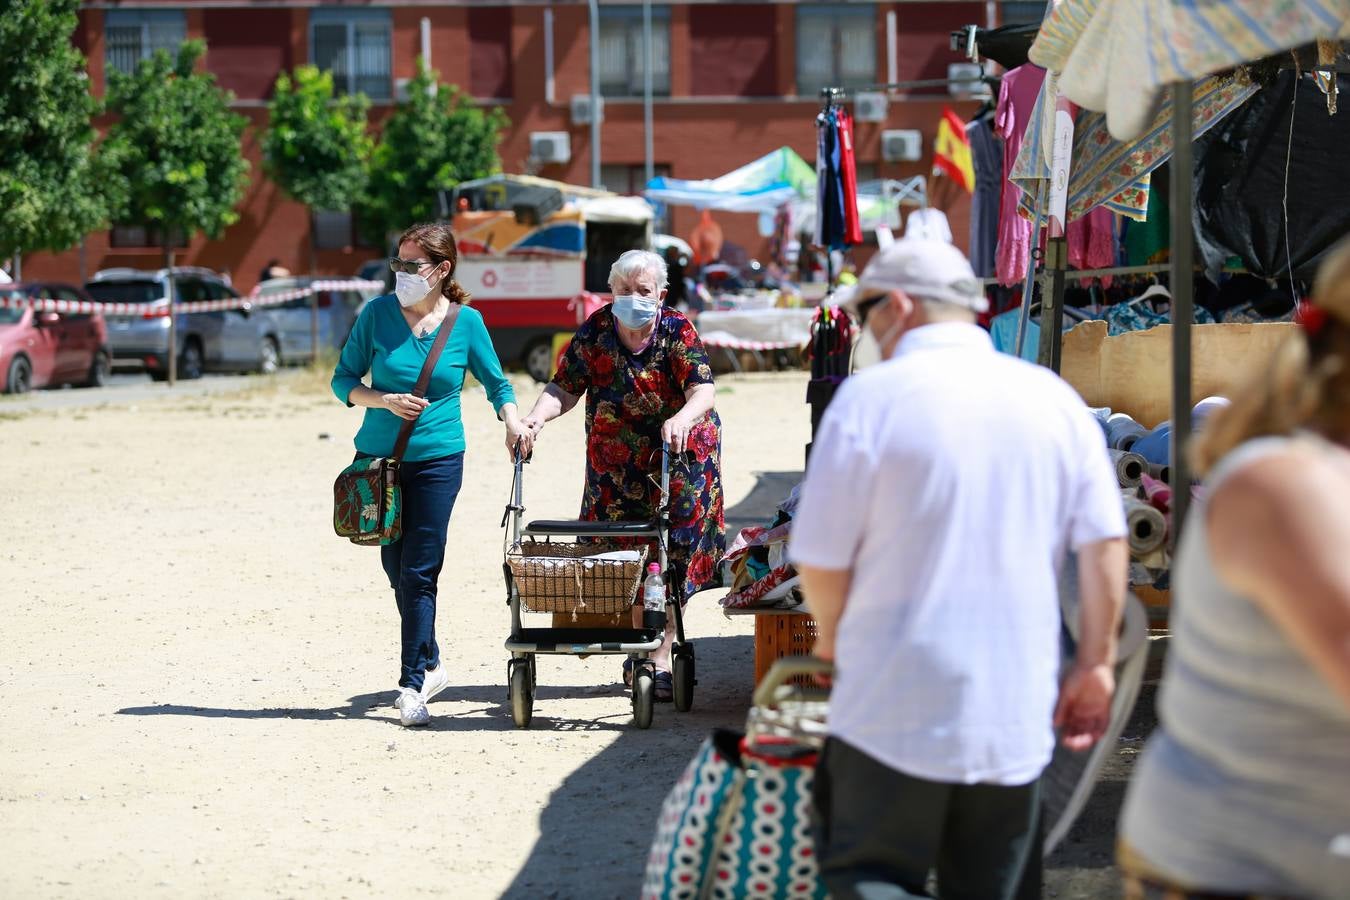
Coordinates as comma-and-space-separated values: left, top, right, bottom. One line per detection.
995, 65, 1045, 287
996, 65, 1120, 286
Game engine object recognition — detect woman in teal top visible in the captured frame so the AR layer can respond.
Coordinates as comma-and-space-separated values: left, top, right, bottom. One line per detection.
332, 222, 532, 727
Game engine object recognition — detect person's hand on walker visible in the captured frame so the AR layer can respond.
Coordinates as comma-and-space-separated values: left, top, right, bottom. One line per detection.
505, 417, 534, 462
662, 413, 694, 455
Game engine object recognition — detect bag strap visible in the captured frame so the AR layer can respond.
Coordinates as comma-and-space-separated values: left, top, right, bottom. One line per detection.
390, 302, 461, 463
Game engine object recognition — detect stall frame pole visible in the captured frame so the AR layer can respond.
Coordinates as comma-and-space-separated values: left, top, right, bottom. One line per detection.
1170, 81, 1195, 542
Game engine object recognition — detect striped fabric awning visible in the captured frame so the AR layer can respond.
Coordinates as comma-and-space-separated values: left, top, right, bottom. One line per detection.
1030, 0, 1350, 141
1011, 74, 1259, 223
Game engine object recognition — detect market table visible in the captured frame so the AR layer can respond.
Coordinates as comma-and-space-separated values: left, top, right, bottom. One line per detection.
695, 308, 816, 371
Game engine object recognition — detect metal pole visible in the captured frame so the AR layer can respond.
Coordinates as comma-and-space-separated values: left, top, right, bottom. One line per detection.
643, 0, 654, 184
1040, 237, 1067, 372
165, 243, 176, 386
1170, 80, 1195, 542
543, 7, 555, 104
588, 0, 602, 189
420, 17, 431, 69
1013, 182, 1046, 359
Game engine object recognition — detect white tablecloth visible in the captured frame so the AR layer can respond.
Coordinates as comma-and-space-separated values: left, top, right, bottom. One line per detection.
695, 309, 816, 350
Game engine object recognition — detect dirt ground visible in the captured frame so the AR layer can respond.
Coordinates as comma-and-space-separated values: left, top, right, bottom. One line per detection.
0, 367, 1150, 898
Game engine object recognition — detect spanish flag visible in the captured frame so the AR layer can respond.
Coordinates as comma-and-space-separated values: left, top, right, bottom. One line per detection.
933, 107, 975, 193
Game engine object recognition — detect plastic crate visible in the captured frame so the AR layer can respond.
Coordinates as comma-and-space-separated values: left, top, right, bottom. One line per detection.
753, 613, 818, 685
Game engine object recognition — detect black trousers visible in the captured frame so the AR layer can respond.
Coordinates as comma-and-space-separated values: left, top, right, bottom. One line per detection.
812, 737, 1041, 900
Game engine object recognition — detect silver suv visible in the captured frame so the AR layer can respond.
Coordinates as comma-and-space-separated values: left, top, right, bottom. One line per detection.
85, 268, 284, 380
254, 276, 379, 361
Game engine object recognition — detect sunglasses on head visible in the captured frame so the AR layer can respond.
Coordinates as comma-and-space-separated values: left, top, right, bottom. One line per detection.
388, 257, 441, 275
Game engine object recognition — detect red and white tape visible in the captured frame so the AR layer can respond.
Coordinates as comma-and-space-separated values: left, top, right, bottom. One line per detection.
701, 337, 804, 351
0, 279, 385, 317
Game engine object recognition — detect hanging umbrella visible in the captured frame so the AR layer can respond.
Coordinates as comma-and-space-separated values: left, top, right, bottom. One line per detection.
643, 147, 816, 214
1030, 0, 1350, 142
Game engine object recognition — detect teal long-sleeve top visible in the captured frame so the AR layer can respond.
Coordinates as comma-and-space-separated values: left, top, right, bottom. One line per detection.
331, 296, 516, 461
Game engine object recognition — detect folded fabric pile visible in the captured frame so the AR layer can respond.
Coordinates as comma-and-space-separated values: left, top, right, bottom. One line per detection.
720, 486, 805, 611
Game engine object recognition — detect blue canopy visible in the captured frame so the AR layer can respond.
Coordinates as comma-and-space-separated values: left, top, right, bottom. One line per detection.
644, 147, 815, 214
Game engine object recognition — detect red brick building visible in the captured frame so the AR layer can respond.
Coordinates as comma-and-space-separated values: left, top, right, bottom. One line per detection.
27, 1, 1033, 293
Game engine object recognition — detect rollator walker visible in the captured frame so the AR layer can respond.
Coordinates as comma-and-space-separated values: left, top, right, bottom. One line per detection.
501, 445, 696, 729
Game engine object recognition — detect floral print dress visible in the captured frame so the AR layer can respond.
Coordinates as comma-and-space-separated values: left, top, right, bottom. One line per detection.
552, 305, 725, 601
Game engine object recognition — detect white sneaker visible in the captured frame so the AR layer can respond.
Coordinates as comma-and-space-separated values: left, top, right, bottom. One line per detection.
419, 664, 450, 703
394, 687, 430, 727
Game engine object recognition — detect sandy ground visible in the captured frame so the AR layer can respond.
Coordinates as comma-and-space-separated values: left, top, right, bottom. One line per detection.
0, 366, 1145, 898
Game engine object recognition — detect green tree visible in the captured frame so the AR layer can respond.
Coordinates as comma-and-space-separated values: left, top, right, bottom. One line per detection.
100, 39, 249, 384
0, 0, 111, 278
356, 61, 507, 248
262, 64, 372, 357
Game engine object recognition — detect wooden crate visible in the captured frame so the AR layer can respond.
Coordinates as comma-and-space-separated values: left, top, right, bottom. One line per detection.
753, 612, 818, 685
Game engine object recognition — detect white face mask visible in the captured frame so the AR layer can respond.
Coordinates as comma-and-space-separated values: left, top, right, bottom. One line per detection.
852, 317, 904, 371
613, 294, 660, 329
395, 270, 436, 308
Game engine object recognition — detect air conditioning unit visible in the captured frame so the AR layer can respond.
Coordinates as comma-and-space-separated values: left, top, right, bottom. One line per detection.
853, 91, 888, 123
570, 94, 604, 126
948, 62, 990, 99
881, 129, 923, 163
529, 131, 571, 165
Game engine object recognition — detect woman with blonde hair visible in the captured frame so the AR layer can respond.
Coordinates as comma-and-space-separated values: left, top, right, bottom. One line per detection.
1117, 239, 1350, 898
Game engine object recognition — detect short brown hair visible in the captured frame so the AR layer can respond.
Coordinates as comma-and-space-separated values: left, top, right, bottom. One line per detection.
399, 222, 471, 304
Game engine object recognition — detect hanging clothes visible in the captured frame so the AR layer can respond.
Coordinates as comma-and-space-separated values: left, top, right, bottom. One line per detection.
995, 65, 1046, 287
1069, 206, 1117, 271
836, 106, 862, 247
968, 118, 1002, 279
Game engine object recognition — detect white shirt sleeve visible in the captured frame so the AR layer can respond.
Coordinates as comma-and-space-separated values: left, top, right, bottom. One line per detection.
789, 391, 875, 570
1068, 407, 1128, 549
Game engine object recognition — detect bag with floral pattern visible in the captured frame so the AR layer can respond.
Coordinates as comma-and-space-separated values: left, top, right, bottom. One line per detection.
332, 304, 459, 546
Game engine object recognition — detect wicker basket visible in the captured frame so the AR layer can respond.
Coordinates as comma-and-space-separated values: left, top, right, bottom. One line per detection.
507, 540, 648, 617
754, 613, 818, 686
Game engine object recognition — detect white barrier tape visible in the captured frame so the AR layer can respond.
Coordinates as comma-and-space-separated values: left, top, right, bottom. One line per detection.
0, 279, 385, 317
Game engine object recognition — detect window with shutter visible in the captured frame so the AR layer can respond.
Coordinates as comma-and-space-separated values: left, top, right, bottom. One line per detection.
309, 9, 391, 102
104, 10, 186, 76
796, 4, 876, 95
598, 5, 671, 98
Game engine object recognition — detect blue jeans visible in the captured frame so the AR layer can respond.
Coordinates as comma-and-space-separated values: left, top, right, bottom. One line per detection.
360, 452, 465, 692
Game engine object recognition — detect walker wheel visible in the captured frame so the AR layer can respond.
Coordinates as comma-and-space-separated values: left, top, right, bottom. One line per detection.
632, 665, 655, 729
672, 650, 695, 713
509, 659, 534, 728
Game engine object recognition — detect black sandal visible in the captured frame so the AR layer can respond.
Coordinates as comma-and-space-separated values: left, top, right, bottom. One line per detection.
654, 671, 673, 702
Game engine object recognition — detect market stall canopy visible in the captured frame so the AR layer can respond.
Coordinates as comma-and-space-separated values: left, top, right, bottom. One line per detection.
1030, 0, 1350, 141
572, 194, 655, 225
644, 147, 816, 214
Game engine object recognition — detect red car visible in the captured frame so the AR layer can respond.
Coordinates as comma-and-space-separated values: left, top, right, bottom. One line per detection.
0, 283, 111, 393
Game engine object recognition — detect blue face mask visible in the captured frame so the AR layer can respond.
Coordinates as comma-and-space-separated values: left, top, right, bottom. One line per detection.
613, 294, 660, 329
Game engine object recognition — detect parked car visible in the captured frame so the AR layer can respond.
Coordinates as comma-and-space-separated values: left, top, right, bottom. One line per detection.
0, 283, 111, 393
85, 268, 284, 380
253, 276, 381, 362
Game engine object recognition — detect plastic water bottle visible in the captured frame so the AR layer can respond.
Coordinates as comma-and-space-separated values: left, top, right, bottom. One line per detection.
642, 563, 667, 630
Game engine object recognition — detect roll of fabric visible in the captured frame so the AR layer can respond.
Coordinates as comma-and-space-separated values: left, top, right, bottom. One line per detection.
1133, 422, 1172, 465
1106, 413, 1148, 451
1123, 496, 1168, 556
1140, 473, 1172, 514
1109, 449, 1148, 489
1149, 463, 1170, 484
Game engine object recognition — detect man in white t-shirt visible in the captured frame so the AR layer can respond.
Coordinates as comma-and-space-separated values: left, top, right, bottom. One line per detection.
790, 239, 1127, 900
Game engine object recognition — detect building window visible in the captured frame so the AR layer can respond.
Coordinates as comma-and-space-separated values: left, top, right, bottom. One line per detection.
598, 5, 670, 98
105, 9, 186, 76
313, 210, 353, 251
796, 4, 876, 96
310, 9, 392, 102
1001, 2, 1048, 24
109, 225, 188, 249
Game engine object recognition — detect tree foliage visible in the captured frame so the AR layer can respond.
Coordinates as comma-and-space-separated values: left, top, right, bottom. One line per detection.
0, 0, 110, 261
356, 62, 507, 248
262, 65, 371, 213
100, 40, 249, 250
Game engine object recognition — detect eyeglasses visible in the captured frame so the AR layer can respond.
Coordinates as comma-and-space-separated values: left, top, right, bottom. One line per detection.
388, 257, 439, 275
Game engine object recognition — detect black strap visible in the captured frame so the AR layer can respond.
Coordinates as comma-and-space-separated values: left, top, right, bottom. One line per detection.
390, 302, 461, 462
